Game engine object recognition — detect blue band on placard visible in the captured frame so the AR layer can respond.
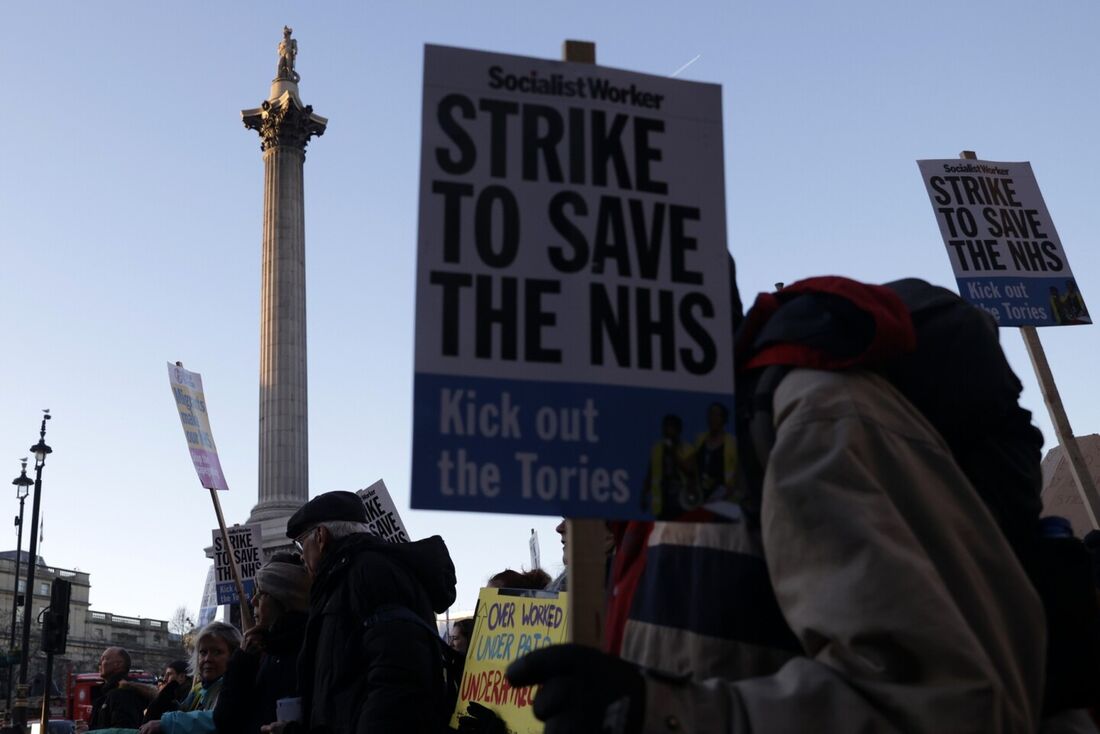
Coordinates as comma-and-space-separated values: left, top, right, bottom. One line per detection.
956, 275, 1091, 327
411, 372, 733, 519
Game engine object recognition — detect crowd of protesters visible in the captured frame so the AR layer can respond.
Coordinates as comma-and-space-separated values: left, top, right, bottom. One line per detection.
73, 490, 454, 734
80, 478, 1100, 734
71, 278, 1100, 734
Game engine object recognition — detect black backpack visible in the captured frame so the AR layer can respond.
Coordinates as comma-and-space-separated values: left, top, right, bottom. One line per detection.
735, 277, 1100, 713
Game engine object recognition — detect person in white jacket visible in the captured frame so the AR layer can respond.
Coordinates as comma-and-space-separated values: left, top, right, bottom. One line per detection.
509, 368, 1048, 733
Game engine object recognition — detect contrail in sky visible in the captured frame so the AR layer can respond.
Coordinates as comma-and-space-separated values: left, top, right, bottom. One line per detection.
670, 54, 702, 77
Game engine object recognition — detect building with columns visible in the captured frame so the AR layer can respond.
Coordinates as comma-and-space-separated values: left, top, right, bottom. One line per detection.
0, 552, 182, 700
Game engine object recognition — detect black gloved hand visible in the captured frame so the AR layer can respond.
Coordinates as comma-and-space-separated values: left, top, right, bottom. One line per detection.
506, 644, 645, 734
456, 702, 508, 734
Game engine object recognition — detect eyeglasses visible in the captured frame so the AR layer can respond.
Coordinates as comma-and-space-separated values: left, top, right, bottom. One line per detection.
293, 527, 316, 552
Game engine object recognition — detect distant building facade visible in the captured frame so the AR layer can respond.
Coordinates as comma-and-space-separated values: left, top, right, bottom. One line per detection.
0, 551, 184, 691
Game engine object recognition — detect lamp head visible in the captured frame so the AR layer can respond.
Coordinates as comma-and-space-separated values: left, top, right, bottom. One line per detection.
11, 459, 32, 498
32, 411, 52, 465
30, 441, 52, 465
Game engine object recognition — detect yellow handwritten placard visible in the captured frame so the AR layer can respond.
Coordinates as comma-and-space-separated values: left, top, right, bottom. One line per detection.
452, 587, 569, 734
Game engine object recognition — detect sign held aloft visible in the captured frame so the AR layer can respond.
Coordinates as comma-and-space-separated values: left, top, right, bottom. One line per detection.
168, 363, 229, 490
211, 524, 264, 605
917, 159, 1090, 327
356, 480, 410, 543
452, 587, 569, 733
411, 45, 735, 521
168, 361, 254, 628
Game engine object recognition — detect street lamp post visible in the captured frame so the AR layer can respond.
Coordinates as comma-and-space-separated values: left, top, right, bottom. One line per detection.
13, 411, 50, 733
6, 460, 31, 716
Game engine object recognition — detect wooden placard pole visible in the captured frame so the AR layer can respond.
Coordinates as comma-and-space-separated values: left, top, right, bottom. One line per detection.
209, 488, 255, 631
959, 151, 1100, 529
563, 38, 607, 650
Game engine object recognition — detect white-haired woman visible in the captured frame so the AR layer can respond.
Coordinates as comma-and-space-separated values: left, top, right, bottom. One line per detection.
138, 621, 242, 734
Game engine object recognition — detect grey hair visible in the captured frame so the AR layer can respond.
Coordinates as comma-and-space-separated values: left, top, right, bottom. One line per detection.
315, 520, 372, 539
189, 620, 242, 678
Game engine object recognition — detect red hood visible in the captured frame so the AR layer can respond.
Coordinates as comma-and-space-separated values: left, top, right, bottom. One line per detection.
737, 276, 916, 372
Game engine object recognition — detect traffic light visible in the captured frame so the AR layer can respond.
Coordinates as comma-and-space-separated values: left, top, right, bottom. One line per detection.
42, 579, 71, 654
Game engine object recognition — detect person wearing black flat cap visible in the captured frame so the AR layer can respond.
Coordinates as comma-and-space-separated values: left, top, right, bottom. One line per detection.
271, 491, 457, 734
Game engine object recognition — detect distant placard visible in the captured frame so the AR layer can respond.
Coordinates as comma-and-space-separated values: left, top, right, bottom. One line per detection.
168, 363, 230, 490
211, 524, 264, 605
452, 587, 569, 733
356, 479, 410, 543
529, 530, 540, 570
197, 565, 218, 626
917, 159, 1090, 327
412, 45, 736, 521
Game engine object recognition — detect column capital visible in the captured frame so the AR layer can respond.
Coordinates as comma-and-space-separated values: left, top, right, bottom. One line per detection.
243, 94, 327, 153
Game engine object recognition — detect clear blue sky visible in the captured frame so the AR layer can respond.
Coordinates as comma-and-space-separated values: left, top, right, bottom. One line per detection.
2, 1, 1098, 624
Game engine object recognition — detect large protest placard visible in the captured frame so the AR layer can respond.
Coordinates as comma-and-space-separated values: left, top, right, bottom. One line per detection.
452, 587, 569, 733
917, 159, 1090, 327
168, 363, 230, 491
211, 524, 264, 605
356, 479, 410, 543
412, 45, 735, 521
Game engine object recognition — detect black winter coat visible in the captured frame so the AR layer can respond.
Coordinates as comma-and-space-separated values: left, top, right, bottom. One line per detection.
89, 674, 146, 730
299, 532, 456, 734
143, 678, 191, 723
214, 611, 308, 734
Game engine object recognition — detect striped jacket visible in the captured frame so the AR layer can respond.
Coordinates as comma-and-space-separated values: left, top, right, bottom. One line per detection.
607, 369, 1045, 733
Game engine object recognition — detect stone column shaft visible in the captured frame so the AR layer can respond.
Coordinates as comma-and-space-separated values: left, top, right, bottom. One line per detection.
242, 64, 327, 527
256, 145, 309, 518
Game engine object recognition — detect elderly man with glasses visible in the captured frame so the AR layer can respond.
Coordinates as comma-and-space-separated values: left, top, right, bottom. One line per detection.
281, 491, 457, 734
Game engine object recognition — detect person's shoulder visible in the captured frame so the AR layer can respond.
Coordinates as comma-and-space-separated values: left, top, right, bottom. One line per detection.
775, 368, 943, 446
117, 682, 146, 699
105, 684, 143, 703
326, 539, 405, 596
776, 366, 865, 397
328, 533, 387, 564
347, 535, 418, 573
777, 369, 894, 415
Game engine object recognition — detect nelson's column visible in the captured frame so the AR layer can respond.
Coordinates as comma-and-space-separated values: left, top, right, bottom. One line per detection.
242, 27, 326, 542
